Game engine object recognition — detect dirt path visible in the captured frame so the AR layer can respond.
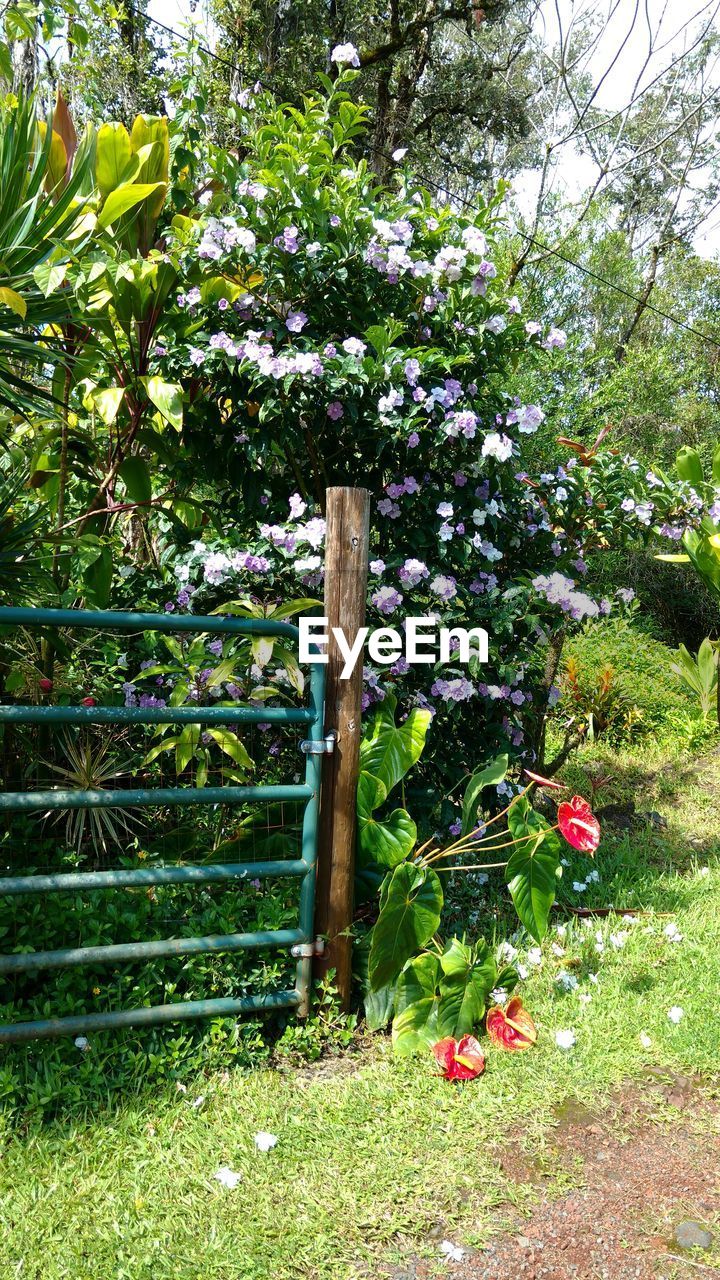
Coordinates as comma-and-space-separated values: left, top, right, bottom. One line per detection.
401, 1071, 720, 1280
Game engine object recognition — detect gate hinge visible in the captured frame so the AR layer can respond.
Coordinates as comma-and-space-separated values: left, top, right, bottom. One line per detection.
290, 937, 326, 959
299, 730, 336, 756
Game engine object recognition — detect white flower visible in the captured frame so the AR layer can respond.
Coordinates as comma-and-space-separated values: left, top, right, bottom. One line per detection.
578, 992, 592, 1006
609, 931, 628, 949
496, 941, 518, 964
490, 987, 509, 1005
551, 942, 565, 958
555, 1029, 576, 1050
663, 922, 683, 943
74, 1036, 90, 1052
586, 869, 600, 883
392, 147, 408, 161
639, 1032, 652, 1049
555, 923, 567, 937
481, 431, 514, 462
527, 947, 543, 967
588, 972, 599, 985
439, 1240, 465, 1262
699, 866, 710, 878
253, 1131, 279, 1151
572, 881, 587, 893
330, 42, 360, 67
214, 1165, 242, 1189
667, 1006, 684, 1024
516, 962, 529, 980
555, 970, 578, 992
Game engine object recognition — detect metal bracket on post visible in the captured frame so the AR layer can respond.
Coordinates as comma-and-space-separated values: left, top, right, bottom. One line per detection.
299, 729, 336, 756
290, 937, 326, 959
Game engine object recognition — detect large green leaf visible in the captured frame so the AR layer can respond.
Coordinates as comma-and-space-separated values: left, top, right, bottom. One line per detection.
391, 953, 442, 1055
359, 693, 431, 797
357, 771, 417, 868
505, 796, 560, 942
97, 182, 165, 230
118, 455, 152, 503
364, 980, 396, 1031
205, 728, 253, 771
461, 753, 509, 835
368, 863, 443, 990
676, 445, 704, 488
95, 121, 133, 198
437, 937, 497, 1036
144, 376, 183, 431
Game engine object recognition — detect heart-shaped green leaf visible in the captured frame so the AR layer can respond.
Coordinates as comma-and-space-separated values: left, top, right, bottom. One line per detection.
369, 863, 443, 990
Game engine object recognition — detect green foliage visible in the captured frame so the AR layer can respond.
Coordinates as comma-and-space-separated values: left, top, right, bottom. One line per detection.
356, 694, 431, 874
670, 639, 718, 722
504, 796, 562, 943
561, 618, 693, 742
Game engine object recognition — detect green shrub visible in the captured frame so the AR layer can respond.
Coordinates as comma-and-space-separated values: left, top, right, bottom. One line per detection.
560, 617, 692, 743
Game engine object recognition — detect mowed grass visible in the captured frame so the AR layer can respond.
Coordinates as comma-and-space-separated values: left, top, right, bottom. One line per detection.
1, 741, 719, 1280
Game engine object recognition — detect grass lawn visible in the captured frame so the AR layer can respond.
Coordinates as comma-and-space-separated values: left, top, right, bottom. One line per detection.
1, 740, 719, 1280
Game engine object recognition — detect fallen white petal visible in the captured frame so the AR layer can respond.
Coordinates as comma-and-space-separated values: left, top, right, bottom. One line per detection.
214, 1165, 242, 1189
667, 1006, 684, 1024
555, 1029, 576, 1050
254, 1131, 279, 1152
439, 1239, 465, 1262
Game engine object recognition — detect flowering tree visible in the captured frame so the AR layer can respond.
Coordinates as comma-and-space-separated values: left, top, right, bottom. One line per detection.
136, 64, 649, 804
7, 60, 651, 799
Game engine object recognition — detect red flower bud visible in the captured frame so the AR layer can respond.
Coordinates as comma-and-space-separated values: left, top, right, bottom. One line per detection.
523, 768, 565, 791
81, 696, 97, 707
38, 677, 53, 694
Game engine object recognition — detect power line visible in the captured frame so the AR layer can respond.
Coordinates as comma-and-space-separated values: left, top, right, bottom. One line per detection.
133, 3, 720, 353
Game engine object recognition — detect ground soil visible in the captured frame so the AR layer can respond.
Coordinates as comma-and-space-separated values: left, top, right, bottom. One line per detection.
394, 1069, 720, 1280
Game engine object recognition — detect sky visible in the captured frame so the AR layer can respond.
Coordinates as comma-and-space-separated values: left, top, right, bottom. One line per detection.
148, 0, 720, 256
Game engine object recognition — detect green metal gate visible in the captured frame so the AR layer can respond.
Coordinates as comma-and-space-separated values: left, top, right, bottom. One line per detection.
0, 606, 327, 1043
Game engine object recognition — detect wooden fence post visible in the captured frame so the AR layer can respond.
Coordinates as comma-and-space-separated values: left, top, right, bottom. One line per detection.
314, 486, 370, 1009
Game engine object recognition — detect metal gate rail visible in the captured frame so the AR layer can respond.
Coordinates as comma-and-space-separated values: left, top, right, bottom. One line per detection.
0, 606, 325, 1042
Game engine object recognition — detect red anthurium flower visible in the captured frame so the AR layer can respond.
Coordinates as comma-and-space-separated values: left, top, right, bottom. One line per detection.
81, 696, 97, 707
432, 1034, 486, 1081
486, 997, 538, 1051
523, 769, 565, 791
558, 795, 600, 854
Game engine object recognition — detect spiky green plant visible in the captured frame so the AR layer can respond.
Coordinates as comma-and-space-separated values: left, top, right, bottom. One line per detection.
43, 732, 142, 857
0, 94, 91, 411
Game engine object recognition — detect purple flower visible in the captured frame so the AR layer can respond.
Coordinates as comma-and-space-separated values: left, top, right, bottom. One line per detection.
369, 558, 386, 575
430, 573, 457, 602
408, 432, 420, 448
286, 310, 308, 333
327, 401, 344, 421
342, 337, 367, 358
431, 677, 475, 703
372, 585, 403, 615
398, 558, 428, 587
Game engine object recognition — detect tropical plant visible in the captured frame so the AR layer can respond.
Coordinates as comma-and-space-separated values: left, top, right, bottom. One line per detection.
43, 731, 140, 854
0, 468, 50, 597
364, 754, 601, 1055
0, 93, 91, 410
670, 639, 718, 724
